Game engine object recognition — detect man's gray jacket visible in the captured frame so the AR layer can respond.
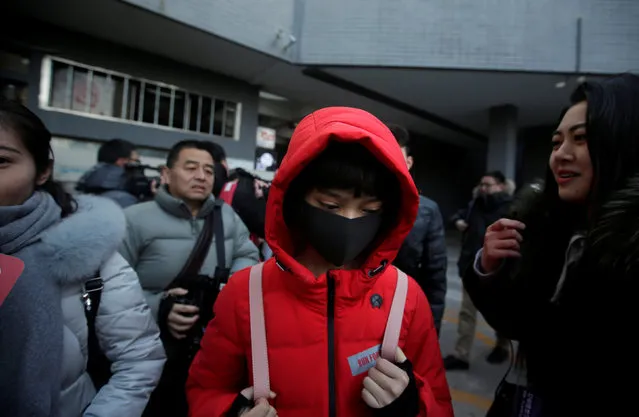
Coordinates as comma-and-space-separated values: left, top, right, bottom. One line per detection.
119, 187, 260, 321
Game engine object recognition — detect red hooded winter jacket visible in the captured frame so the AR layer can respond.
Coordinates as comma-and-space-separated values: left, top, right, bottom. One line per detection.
187, 107, 453, 417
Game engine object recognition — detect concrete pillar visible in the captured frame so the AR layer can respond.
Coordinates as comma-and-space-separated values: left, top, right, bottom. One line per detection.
487, 105, 518, 181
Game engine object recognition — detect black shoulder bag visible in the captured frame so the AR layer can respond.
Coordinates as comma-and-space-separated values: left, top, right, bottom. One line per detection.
158, 201, 230, 349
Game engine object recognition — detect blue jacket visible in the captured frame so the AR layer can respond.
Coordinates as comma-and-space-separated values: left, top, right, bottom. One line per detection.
76, 163, 139, 208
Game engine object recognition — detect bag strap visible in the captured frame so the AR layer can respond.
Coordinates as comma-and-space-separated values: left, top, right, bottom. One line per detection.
381, 268, 409, 360
213, 202, 230, 284
83, 276, 104, 325
248, 264, 408, 400
167, 201, 222, 289
83, 275, 104, 360
249, 263, 270, 400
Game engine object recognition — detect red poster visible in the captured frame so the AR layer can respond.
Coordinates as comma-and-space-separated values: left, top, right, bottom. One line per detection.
0, 254, 24, 307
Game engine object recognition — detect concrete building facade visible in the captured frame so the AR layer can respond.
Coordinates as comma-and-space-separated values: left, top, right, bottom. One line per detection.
3, 0, 638, 218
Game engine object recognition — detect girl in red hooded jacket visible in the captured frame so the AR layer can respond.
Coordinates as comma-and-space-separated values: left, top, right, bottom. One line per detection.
187, 107, 453, 417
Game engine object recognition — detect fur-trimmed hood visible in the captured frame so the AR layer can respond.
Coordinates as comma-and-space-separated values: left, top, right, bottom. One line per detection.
40, 195, 126, 285
512, 176, 639, 277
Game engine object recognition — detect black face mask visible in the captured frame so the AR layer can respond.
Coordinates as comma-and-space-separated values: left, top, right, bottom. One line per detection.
212, 164, 229, 197
299, 202, 382, 267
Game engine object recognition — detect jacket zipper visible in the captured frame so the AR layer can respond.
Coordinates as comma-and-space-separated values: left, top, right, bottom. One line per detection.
327, 273, 336, 417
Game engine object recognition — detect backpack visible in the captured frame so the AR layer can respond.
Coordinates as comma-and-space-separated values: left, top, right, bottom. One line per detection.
218, 181, 262, 249
247, 263, 409, 400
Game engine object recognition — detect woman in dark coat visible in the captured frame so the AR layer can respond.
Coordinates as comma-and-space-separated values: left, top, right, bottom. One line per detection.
464, 73, 639, 416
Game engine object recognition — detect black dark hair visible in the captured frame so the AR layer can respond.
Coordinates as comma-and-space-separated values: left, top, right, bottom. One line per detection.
484, 170, 506, 184
284, 140, 401, 237
166, 140, 212, 167
571, 73, 639, 208
200, 140, 227, 164
97, 138, 136, 164
387, 123, 411, 156
0, 97, 77, 216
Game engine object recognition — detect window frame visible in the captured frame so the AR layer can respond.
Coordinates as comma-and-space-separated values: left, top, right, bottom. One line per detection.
38, 55, 242, 140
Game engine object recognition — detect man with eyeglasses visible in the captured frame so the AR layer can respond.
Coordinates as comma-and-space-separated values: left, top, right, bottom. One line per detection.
444, 171, 513, 371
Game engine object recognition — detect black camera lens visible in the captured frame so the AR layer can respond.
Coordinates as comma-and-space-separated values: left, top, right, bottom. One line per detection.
172, 295, 198, 318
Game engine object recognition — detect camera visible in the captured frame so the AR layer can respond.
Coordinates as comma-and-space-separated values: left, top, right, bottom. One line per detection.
169, 285, 212, 359
123, 162, 161, 200
172, 295, 200, 318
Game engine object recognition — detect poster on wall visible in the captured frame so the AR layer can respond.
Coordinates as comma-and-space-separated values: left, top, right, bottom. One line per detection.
256, 126, 276, 149
50, 69, 115, 116
255, 147, 278, 172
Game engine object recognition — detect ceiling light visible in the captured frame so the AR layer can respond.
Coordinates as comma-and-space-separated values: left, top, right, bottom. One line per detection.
259, 91, 289, 101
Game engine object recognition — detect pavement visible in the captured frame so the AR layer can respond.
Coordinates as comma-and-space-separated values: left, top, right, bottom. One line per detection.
439, 236, 510, 417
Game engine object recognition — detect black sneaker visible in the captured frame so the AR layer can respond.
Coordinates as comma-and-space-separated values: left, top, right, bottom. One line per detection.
443, 355, 470, 370
486, 346, 510, 364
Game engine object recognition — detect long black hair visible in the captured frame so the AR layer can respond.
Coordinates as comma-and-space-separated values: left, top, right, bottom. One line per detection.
0, 98, 77, 217
575, 74, 639, 209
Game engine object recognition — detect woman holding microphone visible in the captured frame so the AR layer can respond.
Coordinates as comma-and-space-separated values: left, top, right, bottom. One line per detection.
464, 74, 639, 416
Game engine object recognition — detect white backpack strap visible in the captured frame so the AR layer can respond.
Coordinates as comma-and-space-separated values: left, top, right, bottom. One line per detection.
380, 268, 409, 361
249, 263, 270, 400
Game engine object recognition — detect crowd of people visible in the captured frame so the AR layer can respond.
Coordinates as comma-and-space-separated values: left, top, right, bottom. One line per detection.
1, 72, 638, 417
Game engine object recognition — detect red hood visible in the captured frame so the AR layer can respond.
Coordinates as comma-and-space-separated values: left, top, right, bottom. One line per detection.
265, 107, 419, 279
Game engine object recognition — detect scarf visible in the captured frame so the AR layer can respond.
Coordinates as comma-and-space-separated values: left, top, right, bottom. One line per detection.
0, 192, 64, 417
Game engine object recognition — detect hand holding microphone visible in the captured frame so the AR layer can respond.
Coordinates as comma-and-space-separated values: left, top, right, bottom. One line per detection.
481, 219, 526, 274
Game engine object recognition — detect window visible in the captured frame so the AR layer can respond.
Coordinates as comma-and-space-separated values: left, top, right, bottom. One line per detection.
40, 56, 242, 139
1, 50, 30, 105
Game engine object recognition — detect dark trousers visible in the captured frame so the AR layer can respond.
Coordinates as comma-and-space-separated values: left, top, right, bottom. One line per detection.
143, 341, 194, 417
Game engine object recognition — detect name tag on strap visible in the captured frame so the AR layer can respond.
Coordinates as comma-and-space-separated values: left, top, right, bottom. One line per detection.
347, 344, 381, 376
